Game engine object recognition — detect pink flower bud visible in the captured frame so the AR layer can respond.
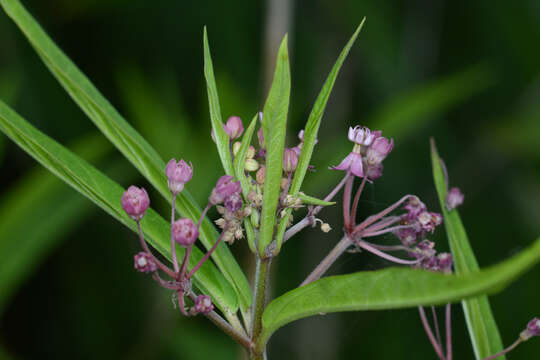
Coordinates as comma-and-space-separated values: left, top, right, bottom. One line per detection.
134, 252, 157, 273
521, 317, 540, 340
224, 193, 243, 213
121, 186, 150, 221
210, 175, 242, 205
224, 116, 244, 140
194, 294, 214, 314
283, 148, 299, 173
171, 218, 198, 246
366, 137, 394, 165
165, 159, 193, 195
446, 187, 464, 210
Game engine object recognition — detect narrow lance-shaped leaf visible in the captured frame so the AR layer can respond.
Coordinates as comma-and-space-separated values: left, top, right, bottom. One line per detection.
203, 27, 234, 176
297, 193, 336, 207
258, 35, 291, 255
431, 139, 505, 359
0, 100, 238, 314
0, 0, 252, 315
275, 20, 365, 251
233, 114, 258, 253
259, 236, 540, 347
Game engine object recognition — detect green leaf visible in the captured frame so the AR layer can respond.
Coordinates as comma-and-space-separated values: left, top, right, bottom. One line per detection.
431, 139, 505, 359
0, 100, 238, 314
0, 134, 112, 313
233, 114, 258, 253
0, 0, 251, 315
275, 21, 365, 251
297, 193, 336, 207
260, 236, 540, 346
258, 35, 291, 255
203, 27, 234, 176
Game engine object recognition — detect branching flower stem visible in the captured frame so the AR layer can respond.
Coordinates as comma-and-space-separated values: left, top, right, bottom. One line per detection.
136, 221, 176, 278
187, 232, 225, 278
283, 173, 349, 243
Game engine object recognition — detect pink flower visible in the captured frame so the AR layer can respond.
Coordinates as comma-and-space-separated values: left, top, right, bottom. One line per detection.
194, 295, 214, 314
521, 317, 540, 340
171, 218, 198, 246
331, 152, 364, 177
121, 186, 150, 221
210, 175, 242, 205
366, 137, 394, 165
165, 159, 193, 194
348, 126, 380, 146
446, 187, 464, 210
133, 252, 157, 273
224, 116, 244, 140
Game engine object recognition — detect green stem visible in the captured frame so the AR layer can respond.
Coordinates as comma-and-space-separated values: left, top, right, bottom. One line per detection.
251, 256, 272, 357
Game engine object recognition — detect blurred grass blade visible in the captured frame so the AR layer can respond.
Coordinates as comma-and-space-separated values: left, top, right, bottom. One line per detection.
0, 100, 239, 314
298, 193, 335, 206
0, 0, 251, 314
203, 27, 234, 176
370, 64, 495, 137
233, 114, 258, 253
275, 21, 364, 251
0, 135, 110, 313
258, 35, 290, 255
260, 236, 540, 347
431, 139, 505, 359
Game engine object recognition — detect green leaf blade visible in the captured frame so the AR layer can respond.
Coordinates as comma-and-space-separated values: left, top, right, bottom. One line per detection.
0, 100, 238, 314
260, 237, 540, 346
431, 139, 505, 359
203, 27, 234, 176
275, 21, 364, 251
258, 35, 291, 255
0, 0, 252, 315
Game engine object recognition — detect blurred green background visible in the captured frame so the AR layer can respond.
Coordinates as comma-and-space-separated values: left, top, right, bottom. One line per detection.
1, 0, 540, 359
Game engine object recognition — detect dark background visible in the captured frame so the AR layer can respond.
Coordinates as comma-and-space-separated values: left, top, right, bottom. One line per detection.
1, 0, 540, 359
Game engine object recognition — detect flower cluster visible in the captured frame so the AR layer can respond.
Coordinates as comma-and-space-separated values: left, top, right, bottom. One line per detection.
332, 126, 393, 180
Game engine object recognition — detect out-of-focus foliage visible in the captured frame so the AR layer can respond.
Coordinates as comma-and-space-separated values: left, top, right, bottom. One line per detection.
1, 0, 539, 359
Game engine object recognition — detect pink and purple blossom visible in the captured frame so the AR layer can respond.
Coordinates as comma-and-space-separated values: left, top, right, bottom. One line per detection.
121, 186, 150, 221
171, 218, 199, 246
165, 159, 193, 195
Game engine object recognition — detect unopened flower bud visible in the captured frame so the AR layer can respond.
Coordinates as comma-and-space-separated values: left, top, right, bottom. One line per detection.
446, 187, 464, 210
224, 116, 244, 140
245, 159, 259, 172
223, 230, 235, 244
437, 253, 453, 273
256, 167, 266, 184
521, 317, 540, 340
210, 175, 242, 205
283, 148, 299, 173
134, 252, 157, 273
194, 295, 214, 314
171, 218, 198, 246
366, 137, 394, 165
321, 223, 332, 233
280, 177, 288, 190
122, 186, 150, 221
224, 193, 243, 213
165, 159, 193, 195
243, 206, 252, 217
232, 141, 242, 156
247, 146, 256, 159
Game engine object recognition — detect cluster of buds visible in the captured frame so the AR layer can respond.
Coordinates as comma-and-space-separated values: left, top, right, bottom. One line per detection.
332, 126, 393, 180
121, 157, 223, 317
409, 240, 452, 273
211, 175, 248, 244
395, 197, 442, 247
